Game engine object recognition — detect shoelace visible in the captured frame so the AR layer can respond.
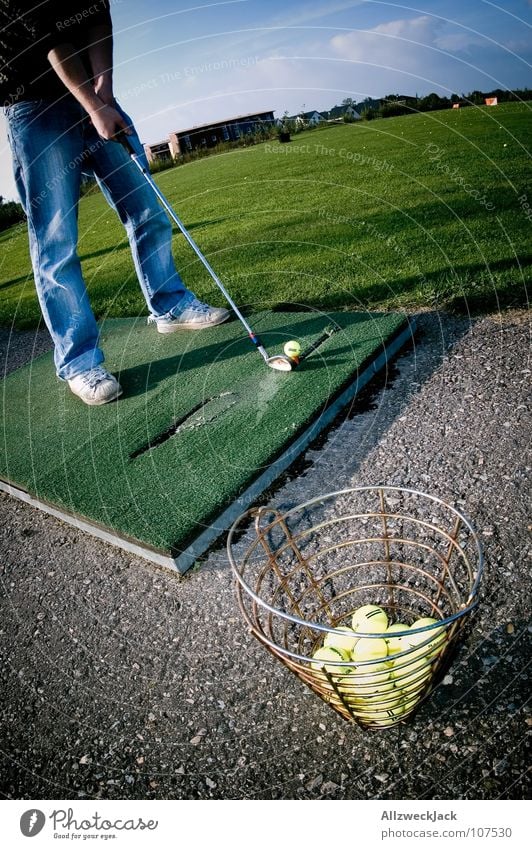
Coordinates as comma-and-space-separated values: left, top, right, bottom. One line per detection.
187, 299, 210, 314
79, 368, 110, 389
148, 300, 211, 324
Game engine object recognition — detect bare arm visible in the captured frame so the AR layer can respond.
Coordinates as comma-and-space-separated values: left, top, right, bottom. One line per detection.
47, 39, 131, 140
86, 23, 114, 106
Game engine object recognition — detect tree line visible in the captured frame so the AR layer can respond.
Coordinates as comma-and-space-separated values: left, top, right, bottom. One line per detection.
357, 87, 532, 120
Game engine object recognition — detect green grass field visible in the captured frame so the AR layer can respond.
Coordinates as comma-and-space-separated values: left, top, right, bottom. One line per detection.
1, 102, 530, 328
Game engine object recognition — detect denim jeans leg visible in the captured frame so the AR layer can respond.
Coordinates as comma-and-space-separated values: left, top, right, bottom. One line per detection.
5, 98, 104, 379
85, 113, 192, 318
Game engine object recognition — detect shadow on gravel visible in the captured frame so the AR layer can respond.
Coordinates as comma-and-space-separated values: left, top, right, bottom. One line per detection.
424, 622, 531, 800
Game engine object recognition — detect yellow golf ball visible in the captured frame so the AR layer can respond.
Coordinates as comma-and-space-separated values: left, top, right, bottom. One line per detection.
351, 637, 389, 663
311, 646, 352, 676
284, 340, 301, 359
406, 617, 447, 659
351, 604, 388, 634
385, 622, 410, 655
324, 626, 358, 654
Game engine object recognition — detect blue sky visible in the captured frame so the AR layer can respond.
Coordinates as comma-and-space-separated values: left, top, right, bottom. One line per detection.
1, 0, 531, 198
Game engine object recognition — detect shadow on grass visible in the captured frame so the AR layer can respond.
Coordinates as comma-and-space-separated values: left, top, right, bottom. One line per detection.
0, 273, 33, 291
2, 244, 529, 331
351, 186, 524, 233
114, 311, 383, 397
0, 218, 229, 295
271, 254, 531, 315
77, 241, 129, 262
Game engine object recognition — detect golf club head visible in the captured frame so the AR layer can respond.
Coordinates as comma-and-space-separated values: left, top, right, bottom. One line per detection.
266, 355, 294, 372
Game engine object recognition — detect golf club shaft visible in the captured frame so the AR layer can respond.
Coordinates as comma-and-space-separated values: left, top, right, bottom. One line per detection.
118, 136, 270, 362
299, 326, 336, 360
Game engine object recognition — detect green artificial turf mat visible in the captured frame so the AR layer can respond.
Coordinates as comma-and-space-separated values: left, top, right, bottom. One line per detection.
0, 310, 408, 564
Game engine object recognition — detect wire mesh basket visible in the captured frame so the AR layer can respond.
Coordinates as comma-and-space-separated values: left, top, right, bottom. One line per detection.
228, 486, 483, 730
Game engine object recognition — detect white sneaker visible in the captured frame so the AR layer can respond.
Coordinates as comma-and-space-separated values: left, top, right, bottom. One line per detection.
150, 298, 230, 333
67, 367, 123, 406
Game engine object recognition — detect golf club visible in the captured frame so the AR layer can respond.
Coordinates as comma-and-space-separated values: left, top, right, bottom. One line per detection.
117, 134, 294, 373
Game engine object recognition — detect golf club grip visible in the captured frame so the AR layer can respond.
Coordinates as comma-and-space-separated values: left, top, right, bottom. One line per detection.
116, 132, 136, 156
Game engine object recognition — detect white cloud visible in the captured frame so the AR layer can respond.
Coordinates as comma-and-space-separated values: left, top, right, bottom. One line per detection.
326, 14, 489, 97
330, 16, 443, 69
434, 32, 483, 52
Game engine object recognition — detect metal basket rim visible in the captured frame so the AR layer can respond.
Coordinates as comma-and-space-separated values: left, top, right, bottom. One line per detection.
239, 591, 478, 663
227, 485, 484, 638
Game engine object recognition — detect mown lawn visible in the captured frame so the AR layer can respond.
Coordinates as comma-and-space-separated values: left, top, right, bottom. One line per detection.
1, 101, 530, 328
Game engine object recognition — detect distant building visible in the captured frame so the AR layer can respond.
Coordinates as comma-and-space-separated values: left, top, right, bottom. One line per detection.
326, 104, 361, 121
289, 110, 326, 127
144, 140, 172, 162
144, 110, 276, 163
389, 94, 416, 105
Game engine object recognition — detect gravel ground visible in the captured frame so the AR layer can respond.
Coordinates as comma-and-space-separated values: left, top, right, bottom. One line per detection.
0, 309, 530, 801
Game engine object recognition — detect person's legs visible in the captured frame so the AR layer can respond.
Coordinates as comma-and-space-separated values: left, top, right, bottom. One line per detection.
85, 111, 192, 318
4, 97, 106, 380
85, 109, 229, 330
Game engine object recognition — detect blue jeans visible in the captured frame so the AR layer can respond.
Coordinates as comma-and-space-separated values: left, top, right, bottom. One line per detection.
5, 95, 192, 379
